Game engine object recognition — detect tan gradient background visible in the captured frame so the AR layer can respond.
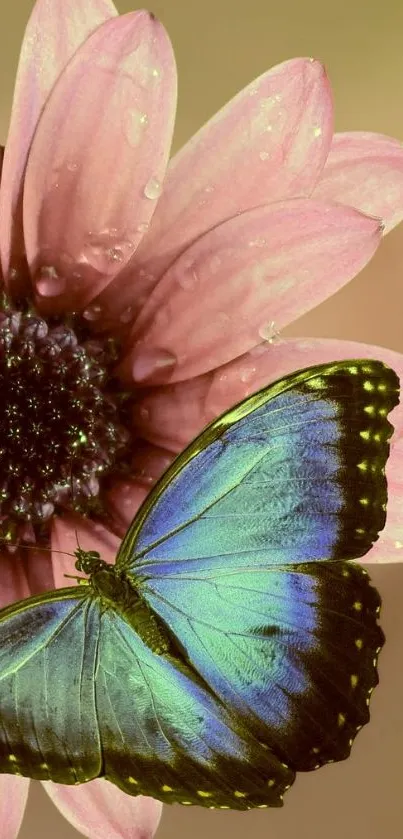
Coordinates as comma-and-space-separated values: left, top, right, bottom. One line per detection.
1, 0, 403, 837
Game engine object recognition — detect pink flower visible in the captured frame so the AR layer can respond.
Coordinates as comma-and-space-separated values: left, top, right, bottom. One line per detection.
1, 0, 403, 836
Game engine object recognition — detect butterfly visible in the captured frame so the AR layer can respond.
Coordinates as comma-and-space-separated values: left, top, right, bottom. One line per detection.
0, 359, 399, 810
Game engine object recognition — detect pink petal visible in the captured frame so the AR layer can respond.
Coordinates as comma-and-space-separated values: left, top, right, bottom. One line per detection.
23, 11, 177, 313
51, 515, 120, 588
0, 550, 30, 607
43, 779, 162, 839
0, 775, 30, 839
121, 200, 381, 384
22, 548, 55, 596
0, 0, 118, 284
106, 479, 149, 531
313, 132, 403, 233
133, 337, 403, 453
130, 442, 174, 487
93, 57, 333, 329
132, 378, 212, 452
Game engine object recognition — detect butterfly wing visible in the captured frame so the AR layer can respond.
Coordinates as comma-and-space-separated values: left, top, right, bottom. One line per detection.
117, 360, 398, 771
0, 587, 294, 809
95, 607, 294, 808
0, 587, 102, 783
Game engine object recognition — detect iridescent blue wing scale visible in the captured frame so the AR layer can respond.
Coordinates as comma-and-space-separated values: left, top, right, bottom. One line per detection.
117, 360, 398, 772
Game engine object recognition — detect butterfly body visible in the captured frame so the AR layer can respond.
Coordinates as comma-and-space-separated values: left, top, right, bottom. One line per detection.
0, 360, 399, 809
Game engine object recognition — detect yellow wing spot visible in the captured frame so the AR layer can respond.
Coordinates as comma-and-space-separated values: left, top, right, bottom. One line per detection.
357, 461, 367, 472
361, 364, 375, 374
350, 674, 359, 688
197, 790, 212, 798
348, 737, 354, 747
280, 761, 289, 769
219, 805, 230, 809
353, 601, 363, 611
373, 432, 381, 442
378, 406, 388, 417
181, 801, 193, 806
377, 382, 387, 392
342, 568, 350, 578
360, 430, 371, 441
355, 527, 365, 535
8, 754, 17, 762
311, 746, 320, 754
161, 784, 173, 792
267, 779, 275, 787
128, 776, 139, 785
39, 762, 48, 770
307, 377, 324, 389
355, 638, 363, 650
257, 804, 269, 809
363, 380, 375, 392
359, 497, 369, 506
234, 790, 247, 798
284, 783, 292, 790
364, 405, 375, 415
338, 713, 346, 727
348, 366, 359, 375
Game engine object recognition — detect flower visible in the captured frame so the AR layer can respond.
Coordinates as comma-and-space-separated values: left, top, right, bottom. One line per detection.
1, 0, 403, 836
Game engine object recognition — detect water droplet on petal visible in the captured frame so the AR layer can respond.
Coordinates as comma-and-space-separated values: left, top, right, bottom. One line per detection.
139, 405, 150, 422
239, 363, 257, 383
144, 177, 162, 200
83, 230, 133, 272
137, 222, 150, 234
125, 109, 149, 147
258, 320, 281, 343
248, 237, 267, 247
119, 306, 134, 324
36, 266, 67, 297
132, 348, 176, 383
83, 303, 102, 322
177, 264, 199, 290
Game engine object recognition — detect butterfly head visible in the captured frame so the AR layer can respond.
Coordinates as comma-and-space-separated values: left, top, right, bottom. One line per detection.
74, 547, 105, 576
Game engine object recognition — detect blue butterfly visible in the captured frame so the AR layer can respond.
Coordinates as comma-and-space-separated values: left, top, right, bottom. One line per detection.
0, 359, 398, 810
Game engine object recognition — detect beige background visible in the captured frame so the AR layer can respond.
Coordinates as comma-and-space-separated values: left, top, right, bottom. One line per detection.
1, 0, 403, 836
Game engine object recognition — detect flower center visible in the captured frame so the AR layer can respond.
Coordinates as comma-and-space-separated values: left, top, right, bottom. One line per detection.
0, 290, 132, 546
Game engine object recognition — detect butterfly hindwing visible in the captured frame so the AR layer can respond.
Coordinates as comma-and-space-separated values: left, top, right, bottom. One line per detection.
96, 607, 294, 808
116, 360, 398, 771
0, 586, 294, 809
